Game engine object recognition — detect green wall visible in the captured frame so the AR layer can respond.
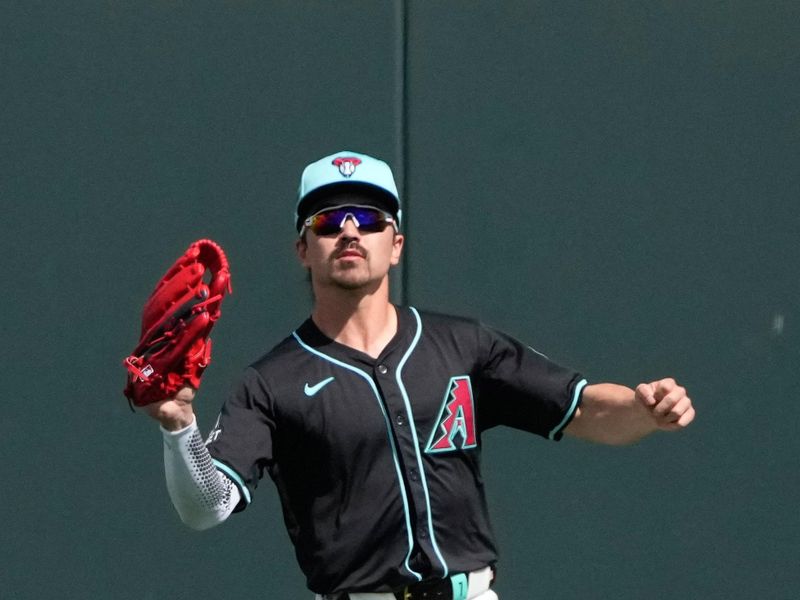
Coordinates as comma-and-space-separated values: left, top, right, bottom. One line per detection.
2, 2, 797, 598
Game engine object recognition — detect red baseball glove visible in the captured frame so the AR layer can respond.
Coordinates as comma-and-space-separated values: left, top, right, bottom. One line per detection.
123, 239, 232, 408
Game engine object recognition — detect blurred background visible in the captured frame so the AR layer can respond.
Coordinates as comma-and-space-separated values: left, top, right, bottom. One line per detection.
1, 2, 797, 598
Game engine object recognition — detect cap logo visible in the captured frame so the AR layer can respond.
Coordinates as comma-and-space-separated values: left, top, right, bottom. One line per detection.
332, 156, 362, 178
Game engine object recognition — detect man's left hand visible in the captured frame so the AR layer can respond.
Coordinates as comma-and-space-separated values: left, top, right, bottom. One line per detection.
635, 378, 696, 431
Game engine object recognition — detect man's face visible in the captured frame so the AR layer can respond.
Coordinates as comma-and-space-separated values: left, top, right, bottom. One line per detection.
295, 192, 404, 292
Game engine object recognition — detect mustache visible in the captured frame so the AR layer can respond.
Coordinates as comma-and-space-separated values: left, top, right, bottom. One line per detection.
333, 240, 367, 259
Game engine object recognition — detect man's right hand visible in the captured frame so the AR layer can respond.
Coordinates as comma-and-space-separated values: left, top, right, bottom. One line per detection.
144, 386, 197, 431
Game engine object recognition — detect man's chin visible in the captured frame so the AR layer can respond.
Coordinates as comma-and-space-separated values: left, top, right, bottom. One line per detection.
330, 272, 381, 291
333, 278, 372, 291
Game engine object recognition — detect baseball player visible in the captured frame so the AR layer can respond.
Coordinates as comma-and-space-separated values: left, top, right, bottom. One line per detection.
144, 150, 695, 600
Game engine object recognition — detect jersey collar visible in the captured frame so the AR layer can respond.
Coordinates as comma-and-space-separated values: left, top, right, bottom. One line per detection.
295, 305, 415, 367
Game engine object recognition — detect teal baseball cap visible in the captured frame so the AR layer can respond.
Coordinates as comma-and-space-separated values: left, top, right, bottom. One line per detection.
295, 150, 401, 231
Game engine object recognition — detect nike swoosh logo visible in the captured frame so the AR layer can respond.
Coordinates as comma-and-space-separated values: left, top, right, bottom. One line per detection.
304, 376, 335, 397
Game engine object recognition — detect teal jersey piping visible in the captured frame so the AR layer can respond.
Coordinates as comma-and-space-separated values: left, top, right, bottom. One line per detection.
396, 306, 449, 576
213, 459, 252, 504
548, 378, 588, 440
291, 330, 423, 582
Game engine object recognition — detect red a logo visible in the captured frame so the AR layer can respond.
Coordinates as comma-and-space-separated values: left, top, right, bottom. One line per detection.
425, 376, 477, 453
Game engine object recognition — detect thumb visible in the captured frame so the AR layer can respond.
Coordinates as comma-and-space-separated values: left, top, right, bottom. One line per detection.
635, 382, 656, 407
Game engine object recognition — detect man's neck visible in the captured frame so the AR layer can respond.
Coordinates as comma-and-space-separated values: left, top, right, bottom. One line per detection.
311, 282, 398, 359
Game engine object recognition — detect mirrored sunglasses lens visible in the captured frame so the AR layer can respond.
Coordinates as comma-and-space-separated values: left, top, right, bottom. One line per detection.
308, 211, 343, 235
349, 208, 386, 232
308, 207, 389, 235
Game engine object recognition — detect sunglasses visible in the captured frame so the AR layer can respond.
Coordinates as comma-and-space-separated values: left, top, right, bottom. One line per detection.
301, 204, 397, 236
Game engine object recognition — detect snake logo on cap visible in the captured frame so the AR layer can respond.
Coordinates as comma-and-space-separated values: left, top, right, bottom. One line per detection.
332, 156, 362, 178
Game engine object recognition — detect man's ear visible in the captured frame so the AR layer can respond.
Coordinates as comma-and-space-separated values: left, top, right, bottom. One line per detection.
390, 233, 405, 266
295, 236, 308, 266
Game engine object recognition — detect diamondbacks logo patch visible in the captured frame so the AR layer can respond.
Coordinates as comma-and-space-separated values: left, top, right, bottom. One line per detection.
332, 156, 361, 177
425, 376, 477, 453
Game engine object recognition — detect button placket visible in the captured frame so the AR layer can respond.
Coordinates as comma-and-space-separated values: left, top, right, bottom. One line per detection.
371, 355, 433, 561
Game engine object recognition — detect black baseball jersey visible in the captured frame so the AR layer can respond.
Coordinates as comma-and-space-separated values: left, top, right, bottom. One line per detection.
206, 306, 587, 594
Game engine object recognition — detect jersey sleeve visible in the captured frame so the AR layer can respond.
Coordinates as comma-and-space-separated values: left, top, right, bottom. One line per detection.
476, 324, 587, 440
205, 366, 276, 510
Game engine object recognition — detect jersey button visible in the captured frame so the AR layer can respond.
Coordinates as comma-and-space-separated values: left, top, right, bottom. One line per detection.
377, 364, 388, 375
409, 468, 419, 481
396, 413, 406, 426
418, 528, 428, 539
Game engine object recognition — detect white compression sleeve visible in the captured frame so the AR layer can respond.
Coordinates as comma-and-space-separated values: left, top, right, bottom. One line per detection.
161, 417, 241, 530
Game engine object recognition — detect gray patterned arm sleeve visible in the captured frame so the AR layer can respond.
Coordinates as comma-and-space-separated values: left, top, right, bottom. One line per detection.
161, 417, 241, 530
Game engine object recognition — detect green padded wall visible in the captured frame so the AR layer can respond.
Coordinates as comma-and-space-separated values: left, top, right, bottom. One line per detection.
2, 2, 797, 598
